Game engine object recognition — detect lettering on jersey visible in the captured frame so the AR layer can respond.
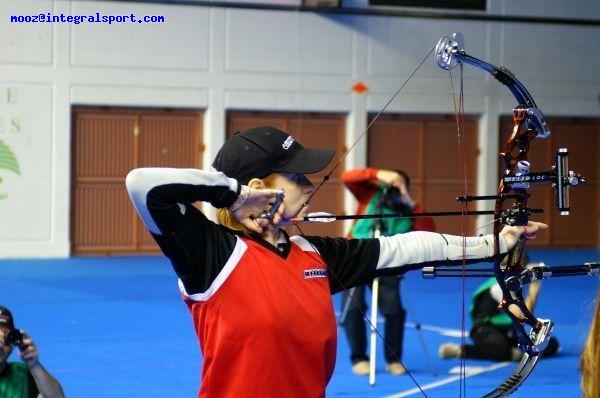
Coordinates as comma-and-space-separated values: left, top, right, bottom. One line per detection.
304, 268, 328, 279
282, 136, 295, 150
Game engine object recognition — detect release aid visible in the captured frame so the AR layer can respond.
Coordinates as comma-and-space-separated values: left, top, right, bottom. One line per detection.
259, 190, 285, 219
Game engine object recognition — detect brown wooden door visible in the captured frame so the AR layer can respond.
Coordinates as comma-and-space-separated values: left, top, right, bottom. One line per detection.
71, 107, 202, 255
227, 112, 346, 237
367, 114, 479, 236
500, 116, 599, 247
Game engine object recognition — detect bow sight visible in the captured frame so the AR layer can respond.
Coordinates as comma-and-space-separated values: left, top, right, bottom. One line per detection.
502, 148, 585, 216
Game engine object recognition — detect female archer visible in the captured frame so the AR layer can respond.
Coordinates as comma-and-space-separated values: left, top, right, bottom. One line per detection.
125, 125, 547, 397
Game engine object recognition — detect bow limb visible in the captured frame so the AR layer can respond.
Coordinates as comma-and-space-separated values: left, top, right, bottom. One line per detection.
482, 234, 552, 397
436, 33, 550, 139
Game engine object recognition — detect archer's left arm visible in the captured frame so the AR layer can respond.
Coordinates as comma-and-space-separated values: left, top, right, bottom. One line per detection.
376, 222, 547, 271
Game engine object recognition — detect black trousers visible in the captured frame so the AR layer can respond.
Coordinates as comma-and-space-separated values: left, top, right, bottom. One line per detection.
341, 275, 406, 364
463, 324, 559, 361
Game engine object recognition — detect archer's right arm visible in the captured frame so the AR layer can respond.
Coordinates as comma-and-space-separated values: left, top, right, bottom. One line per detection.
125, 168, 240, 235
125, 168, 241, 294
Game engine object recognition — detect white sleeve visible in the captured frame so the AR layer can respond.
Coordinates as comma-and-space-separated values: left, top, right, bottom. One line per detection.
376, 231, 508, 270
125, 168, 239, 235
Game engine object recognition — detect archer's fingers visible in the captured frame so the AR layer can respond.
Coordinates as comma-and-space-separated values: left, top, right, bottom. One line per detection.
255, 216, 273, 230
241, 217, 263, 234
528, 221, 548, 230
246, 188, 282, 207
519, 221, 548, 240
525, 221, 548, 233
270, 202, 286, 225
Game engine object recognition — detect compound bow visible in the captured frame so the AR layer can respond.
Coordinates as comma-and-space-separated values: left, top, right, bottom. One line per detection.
294, 32, 593, 397
435, 32, 587, 397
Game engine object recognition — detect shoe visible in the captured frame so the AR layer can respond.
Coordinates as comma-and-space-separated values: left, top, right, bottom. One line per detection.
439, 342, 461, 359
386, 362, 406, 375
351, 360, 370, 375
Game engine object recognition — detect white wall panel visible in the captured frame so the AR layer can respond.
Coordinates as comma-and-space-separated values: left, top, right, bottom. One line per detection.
225, 10, 353, 75
70, 2, 210, 70
70, 85, 209, 108
0, 84, 52, 243
225, 88, 350, 111
343, 0, 600, 18
501, 0, 600, 19
0, 1, 53, 65
501, 24, 600, 82
367, 19, 489, 79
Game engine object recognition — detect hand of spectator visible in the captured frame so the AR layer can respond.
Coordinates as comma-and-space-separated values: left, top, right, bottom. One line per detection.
18, 331, 40, 369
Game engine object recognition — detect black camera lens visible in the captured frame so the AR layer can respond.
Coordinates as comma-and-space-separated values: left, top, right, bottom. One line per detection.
384, 187, 400, 199
5, 329, 24, 346
383, 187, 402, 208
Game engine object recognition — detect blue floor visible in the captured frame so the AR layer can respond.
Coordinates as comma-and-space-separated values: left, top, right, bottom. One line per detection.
0, 248, 598, 397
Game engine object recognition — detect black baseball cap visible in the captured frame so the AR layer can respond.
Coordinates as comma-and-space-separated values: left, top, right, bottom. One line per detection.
212, 126, 335, 185
0, 306, 14, 330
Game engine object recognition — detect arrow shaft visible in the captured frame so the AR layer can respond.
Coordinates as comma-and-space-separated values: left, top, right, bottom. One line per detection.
298, 208, 544, 222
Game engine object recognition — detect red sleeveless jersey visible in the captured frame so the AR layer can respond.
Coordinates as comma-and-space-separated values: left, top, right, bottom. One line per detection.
183, 237, 337, 398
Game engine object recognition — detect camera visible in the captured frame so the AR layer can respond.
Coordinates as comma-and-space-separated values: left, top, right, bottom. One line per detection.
4, 329, 24, 346
382, 186, 403, 208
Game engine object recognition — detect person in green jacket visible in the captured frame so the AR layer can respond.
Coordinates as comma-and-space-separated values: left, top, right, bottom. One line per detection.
438, 254, 559, 362
0, 306, 64, 398
340, 168, 436, 376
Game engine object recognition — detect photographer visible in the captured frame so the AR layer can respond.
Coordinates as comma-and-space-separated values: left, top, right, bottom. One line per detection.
0, 306, 65, 398
340, 168, 436, 375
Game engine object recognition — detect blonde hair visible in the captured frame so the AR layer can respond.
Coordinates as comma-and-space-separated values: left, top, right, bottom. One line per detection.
216, 174, 278, 235
581, 292, 600, 398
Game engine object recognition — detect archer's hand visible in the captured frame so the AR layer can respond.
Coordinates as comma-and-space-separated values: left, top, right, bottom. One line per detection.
232, 188, 284, 234
501, 221, 548, 251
